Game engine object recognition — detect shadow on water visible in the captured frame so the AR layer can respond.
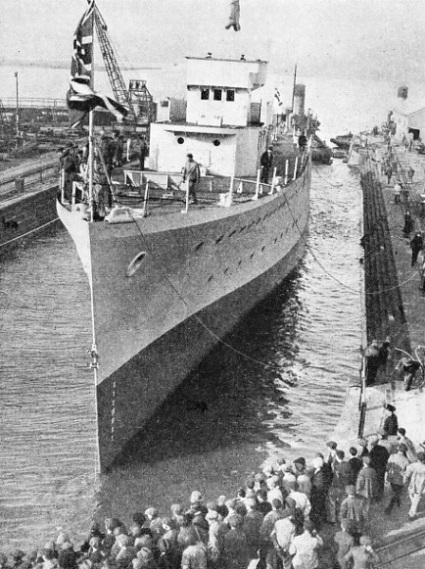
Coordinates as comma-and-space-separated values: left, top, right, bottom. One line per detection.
111, 265, 304, 470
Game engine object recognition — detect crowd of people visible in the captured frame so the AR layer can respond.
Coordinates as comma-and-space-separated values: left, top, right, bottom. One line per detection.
4, 421, 425, 569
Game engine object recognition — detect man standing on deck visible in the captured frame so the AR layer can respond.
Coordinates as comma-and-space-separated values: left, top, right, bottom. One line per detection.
182, 153, 200, 205
260, 146, 273, 184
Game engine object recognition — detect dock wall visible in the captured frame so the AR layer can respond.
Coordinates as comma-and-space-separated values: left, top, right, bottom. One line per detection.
0, 185, 59, 248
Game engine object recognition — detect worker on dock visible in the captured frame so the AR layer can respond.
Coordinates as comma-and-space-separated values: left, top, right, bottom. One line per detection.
403, 211, 414, 237
393, 180, 402, 204
407, 166, 415, 183
139, 135, 148, 171
385, 163, 393, 185
365, 340, 380, 385
410, 232, 423, 266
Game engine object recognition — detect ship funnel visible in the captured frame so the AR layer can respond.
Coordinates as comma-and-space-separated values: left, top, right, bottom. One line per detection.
293, 84, 306, 117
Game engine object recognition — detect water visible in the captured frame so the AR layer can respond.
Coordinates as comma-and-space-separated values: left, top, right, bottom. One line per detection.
0, 160, 362, 550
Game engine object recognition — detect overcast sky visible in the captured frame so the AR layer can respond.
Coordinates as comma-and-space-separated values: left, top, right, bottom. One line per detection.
1, 0, 424, 83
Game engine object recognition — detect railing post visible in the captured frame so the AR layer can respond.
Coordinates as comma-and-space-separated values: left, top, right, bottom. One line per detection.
142, 181, 149, 218
181, 180, 189, 214
71, 182, 77, 208
293, 156, 299, 181
284, 160, 289, 185
227, 176, 234, 206
269, 167, 277, 195
252, 169, 261, 200
60, 170, 65, 203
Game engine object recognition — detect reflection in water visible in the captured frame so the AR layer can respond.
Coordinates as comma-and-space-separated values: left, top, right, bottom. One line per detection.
0, 161, 362, 547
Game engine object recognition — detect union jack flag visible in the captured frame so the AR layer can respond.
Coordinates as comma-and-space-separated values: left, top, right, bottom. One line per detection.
67, 1, 128, 125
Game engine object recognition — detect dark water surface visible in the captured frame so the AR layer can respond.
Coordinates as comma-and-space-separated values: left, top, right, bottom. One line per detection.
0, 162, 362, 550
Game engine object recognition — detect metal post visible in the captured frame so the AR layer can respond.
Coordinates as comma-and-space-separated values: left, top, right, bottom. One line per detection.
269, 167, 277, 195
60, 170, 65, 203
181, 180, 190, 213
284, 160, 289, 185
14, 72, 19, 142
293, 156, 299, 180
253, 169, 261, 200
142, 181, 149, 218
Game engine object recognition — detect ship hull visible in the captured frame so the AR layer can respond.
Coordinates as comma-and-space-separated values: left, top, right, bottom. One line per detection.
58, 161, 310, 470
97, 231, 306, 467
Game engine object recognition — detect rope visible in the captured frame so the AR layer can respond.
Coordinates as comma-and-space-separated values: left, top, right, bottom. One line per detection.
0, 217, 59, 248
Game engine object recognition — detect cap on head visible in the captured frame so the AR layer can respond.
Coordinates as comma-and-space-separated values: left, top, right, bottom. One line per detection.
326, 441, 337, 449
187, 153, 193, 159
398, 428, 406, 436
386, 404, 396, 412
417, 451, 425, 462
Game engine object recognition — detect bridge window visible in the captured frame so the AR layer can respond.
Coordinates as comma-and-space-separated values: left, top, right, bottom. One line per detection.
213, 89, 222, 101
226, 90, 235, 102
201, 88, 210, 100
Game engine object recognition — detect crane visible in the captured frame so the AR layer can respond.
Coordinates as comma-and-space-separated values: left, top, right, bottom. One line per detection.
93, 3, 154, 129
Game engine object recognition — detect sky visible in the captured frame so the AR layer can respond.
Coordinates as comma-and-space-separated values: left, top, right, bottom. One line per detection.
1, 0, 425, 83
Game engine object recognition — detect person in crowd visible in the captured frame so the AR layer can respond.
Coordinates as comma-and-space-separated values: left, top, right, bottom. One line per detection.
293, 458, 312, 498
57, 542, 79, 569
271, 512, 298, 569
145, 508, 164, 542
410, 232, 423, 266
267, 476, 284, 504
385, 164, 393, 185
327, 450, 353, 524
397, 428, 417, 463
404, 451, 425, 519
339, 485, 366, 535
256, 489, 272, 516
115, 535, 137, 568
333, 519, 354, 569
393, 180, 402, 203
377, 336, 391, 377
344, 535, 379, 569
289, 520, 323, 569
242, 497, 263, 562
348, 447, 364, 485
403, 211, 414, 237
383, 404, 398, 437
355, 456, 376, 516
60, 143, 77, 202
157, 518, 181, 569
286, 480, 311, 519
182, 154, 200, 205
222, 515, 248, 569
309, 456, 330, 529
408, 165, 415, 182
368, 435, 389, 501
177, 514, 199, 550
260, 146, 273, 184
180, 537, 207, 569
205, 510, 228, 569
395, 356, 422, 391
258, 499, 287, 569
41, 549, 59, 569
385, 443, 410, 515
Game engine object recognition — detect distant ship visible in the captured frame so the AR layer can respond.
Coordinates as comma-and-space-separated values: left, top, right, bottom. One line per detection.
57, 2, 311, 470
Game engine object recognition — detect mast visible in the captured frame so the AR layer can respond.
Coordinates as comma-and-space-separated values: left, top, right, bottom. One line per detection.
291, 63, 297, 112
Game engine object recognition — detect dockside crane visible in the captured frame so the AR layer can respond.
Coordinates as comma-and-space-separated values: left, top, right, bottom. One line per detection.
93, 3, 154, 129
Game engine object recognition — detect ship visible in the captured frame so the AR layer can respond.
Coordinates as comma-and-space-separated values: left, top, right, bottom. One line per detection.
57, 2, 311, 470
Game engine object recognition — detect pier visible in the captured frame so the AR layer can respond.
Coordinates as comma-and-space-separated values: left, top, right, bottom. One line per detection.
337, 139, 425, 567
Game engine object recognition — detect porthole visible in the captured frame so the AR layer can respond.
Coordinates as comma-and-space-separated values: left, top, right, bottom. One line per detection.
212, 139, 221, 146
126, 251, 146, 277
177, 137, 185, 144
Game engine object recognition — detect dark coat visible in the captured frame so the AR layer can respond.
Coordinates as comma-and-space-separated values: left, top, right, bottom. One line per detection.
348, 457, 364, 484
260, 151, 273, 169
383, 414, 398, 437
369, 445, 390, 476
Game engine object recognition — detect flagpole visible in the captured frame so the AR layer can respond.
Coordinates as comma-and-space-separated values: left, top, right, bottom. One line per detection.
88, 0, 95, 223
